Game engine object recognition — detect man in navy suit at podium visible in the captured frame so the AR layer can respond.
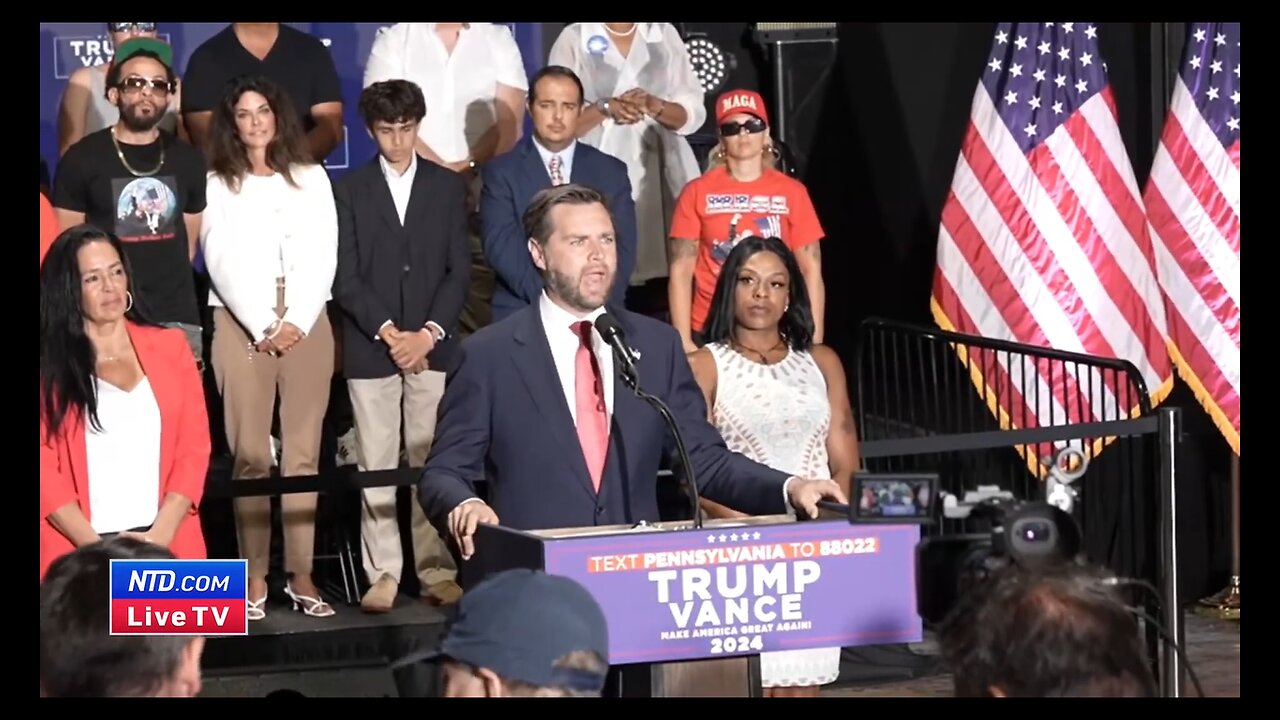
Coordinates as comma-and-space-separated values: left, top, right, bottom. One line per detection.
418, 183, 846, 561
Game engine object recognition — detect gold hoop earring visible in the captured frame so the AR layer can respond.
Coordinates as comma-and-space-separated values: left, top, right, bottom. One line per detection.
765, 145, 781, 160
125, 291, 134, 313
711, 147, 725, 161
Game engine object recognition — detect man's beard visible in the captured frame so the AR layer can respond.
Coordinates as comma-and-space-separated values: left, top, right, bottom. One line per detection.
545, 264, 612, 315
120, 100, 166, 132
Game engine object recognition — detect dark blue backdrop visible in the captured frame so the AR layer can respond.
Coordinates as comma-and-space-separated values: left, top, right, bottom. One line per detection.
39, 22, 546, 182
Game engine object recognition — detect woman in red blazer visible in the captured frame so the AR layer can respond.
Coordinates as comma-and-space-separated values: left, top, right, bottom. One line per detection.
40, 225, 210, 581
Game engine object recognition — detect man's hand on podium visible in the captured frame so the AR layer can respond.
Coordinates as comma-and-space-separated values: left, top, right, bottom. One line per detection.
448, 500, 500, 559
787, 478, 848, 519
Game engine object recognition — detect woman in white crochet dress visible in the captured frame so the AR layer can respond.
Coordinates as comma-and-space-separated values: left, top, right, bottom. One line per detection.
686, 235, 862, 697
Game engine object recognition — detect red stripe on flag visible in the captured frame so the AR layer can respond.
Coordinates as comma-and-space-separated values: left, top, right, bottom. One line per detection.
1165, 298, 1240, 436
939, 188, 1096, 425
1158, 115, 1240, 254
1144, 186, 1240, 343
959, 122, 1116, 366
1042, 109, 1168, 376
1227, 139, 1239, 170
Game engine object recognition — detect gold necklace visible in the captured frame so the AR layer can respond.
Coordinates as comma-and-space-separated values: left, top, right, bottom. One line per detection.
111, 126, 164, 177
730, 336, 786, 365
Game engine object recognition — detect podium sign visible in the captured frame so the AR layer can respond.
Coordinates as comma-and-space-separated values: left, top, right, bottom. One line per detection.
539, 518, 922, 666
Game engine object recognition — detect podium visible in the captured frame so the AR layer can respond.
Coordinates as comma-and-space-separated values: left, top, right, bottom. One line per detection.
470, 515, 923, 697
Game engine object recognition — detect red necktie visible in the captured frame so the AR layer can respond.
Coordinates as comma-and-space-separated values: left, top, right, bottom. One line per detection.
573, 321, 609, 493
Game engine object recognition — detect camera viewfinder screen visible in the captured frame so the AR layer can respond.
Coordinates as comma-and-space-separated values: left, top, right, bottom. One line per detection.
854, 476, 936, 522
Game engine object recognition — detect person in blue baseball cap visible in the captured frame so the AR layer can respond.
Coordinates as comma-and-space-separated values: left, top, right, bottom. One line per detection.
392, 568, 610, 697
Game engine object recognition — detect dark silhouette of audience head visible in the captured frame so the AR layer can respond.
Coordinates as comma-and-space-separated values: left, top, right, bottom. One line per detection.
938, 561, 1158, 697
40, 536, 206, 697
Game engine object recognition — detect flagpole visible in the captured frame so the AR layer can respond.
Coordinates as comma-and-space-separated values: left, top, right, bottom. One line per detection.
1197, 453, 1240, 620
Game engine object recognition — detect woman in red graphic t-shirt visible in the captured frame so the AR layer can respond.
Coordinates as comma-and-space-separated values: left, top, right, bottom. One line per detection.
667, 89, 826, 353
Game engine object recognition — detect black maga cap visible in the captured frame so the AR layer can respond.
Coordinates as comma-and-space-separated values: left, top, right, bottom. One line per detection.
392, 569, 609, 692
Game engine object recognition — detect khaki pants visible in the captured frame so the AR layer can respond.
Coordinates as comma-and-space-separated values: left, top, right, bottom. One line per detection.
211, 306, 334, 581
347, 371, 456, 587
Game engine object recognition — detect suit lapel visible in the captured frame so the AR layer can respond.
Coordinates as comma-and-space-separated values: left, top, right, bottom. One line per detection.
521, 138, 554, 191
510, 308, 598, 500
366, 157, 406, 234
403, 156, 434, 234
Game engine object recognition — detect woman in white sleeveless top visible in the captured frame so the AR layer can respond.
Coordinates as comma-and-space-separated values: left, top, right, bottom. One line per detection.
686, 235, 862, 697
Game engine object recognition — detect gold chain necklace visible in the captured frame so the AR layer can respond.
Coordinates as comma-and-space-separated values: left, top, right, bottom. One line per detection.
730, 336, 787, 365
111, 126, 164, 177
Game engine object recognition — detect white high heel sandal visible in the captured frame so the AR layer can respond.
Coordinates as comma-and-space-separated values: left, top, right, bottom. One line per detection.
284, 582, 335, 618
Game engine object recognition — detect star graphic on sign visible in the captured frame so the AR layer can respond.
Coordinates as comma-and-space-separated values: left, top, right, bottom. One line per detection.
752, 531, 762, 540
707, 534, 717, 543
730, 533, 740, 541
718, 534, 727, 542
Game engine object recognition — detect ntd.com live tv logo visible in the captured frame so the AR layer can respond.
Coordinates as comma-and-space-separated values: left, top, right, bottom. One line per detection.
109, 559, 248, 636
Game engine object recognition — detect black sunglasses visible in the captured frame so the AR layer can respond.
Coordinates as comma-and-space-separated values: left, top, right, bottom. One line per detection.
118, 76, 176, 95
109, 23, 157, 33
719, 116, 767, 137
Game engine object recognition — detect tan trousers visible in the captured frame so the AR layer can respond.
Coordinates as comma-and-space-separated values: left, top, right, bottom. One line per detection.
348, 371, 456, 587
211, 306, 334, 580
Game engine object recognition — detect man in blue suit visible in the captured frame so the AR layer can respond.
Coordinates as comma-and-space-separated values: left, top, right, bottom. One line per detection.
419, 183, 846, 561
479, 65, 637, 323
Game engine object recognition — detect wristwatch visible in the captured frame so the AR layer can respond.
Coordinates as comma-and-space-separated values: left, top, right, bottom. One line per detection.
595, 97, 611, 116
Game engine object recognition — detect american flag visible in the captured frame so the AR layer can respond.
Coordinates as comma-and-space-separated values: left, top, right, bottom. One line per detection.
931, 22, 1174, 473
1143, 23, 1240, 456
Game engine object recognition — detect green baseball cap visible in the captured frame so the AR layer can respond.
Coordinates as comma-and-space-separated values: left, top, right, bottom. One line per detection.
112, 37, 173, 69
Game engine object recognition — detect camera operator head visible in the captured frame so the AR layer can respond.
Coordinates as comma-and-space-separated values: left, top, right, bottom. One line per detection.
938, 561, 1157, 697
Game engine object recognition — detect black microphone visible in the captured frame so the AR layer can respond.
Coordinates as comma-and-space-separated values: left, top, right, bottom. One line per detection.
594, 314, 704, 529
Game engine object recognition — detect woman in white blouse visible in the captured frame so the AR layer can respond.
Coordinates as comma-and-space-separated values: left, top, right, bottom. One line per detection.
549, 22, 706, 297
200, 75, 338, 620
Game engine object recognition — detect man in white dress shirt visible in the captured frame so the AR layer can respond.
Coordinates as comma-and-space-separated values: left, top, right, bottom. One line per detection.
363, 22, 529, 335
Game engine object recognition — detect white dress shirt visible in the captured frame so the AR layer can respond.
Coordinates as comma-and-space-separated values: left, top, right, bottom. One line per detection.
531, 136, 578, 184
539, 291, 614, 427
363, 23, 529, 164
380, 152, 417, 225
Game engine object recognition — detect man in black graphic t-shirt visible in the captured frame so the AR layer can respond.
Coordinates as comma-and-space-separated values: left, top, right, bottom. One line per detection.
53, 37, 208, 362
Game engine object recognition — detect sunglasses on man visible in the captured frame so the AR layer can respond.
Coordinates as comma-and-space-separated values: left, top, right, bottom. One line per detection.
109, 22, 157, 33
117, 76, 176, 95
719, 116, 767, 137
